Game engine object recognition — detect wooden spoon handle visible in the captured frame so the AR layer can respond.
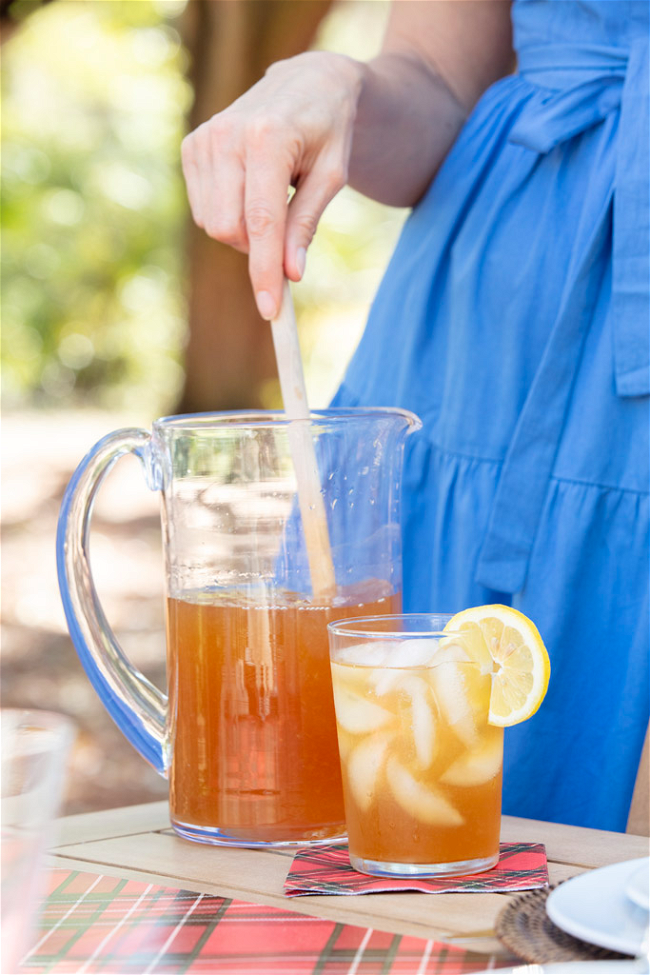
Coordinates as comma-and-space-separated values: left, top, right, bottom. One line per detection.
270, 280, 336, 598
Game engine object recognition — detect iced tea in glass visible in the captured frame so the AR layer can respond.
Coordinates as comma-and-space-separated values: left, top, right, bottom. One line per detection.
328, 615, 503, 877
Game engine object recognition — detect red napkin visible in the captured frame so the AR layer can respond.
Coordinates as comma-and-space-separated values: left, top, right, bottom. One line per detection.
284, 841, 548, 896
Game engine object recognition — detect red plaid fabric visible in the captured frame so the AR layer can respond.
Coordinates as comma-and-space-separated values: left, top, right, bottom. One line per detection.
284, 842, 549, 896
19, 869, 505, 974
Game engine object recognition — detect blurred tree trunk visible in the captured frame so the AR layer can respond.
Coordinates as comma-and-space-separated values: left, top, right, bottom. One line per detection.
0, 0, 52, 44
178, 0, 332, 413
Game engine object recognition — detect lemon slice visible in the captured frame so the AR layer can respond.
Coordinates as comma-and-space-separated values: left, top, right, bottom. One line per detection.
443, 605, 550, 727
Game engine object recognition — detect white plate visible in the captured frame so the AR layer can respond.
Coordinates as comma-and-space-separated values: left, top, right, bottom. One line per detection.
627, 860, 650, 913
546, 858, 650, 957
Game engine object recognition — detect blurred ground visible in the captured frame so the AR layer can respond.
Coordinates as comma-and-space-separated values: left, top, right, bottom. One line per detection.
1, 408, 169, 813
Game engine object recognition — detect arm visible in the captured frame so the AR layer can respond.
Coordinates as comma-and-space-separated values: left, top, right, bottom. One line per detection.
349, 1, 515, 206
181, 1, 514, 319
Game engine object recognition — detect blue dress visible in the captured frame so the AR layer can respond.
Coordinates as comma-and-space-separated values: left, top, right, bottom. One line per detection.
333, 0, 649, 832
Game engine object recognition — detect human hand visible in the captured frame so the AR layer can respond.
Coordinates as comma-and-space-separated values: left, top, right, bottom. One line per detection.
181, 51, 364, 320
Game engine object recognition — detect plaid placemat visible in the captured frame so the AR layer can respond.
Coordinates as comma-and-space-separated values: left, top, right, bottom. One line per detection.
284, 842, 548, 896
19, 868, 500, 974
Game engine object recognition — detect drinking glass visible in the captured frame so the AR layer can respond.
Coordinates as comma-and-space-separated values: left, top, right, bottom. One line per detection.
328, 615, 503, 878
1, 709, 75, 974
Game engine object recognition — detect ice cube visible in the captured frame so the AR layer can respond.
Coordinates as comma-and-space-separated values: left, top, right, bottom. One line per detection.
386, 757, 463, 826
441, 733, 504, 786
371, 667, 401, 696
331, 681, 393, 734
335, 640, 397, 668
371, 639, 440, 696
396, 675, 437, 769
387, 638, 439, 669
335, 728, 355, 763
440, 625, 493, 675
346, 733, 391, 811
431, 639, 472, 666
430, 662, 479, 748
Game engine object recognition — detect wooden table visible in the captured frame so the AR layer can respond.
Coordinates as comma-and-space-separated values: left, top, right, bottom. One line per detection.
45, 801, 649, 967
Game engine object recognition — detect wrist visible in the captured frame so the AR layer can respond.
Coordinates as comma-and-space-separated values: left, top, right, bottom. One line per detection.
269, 50, 365, 116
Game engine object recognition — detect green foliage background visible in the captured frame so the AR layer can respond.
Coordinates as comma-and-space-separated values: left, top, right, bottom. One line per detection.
2, 0, 190, 413
1, 0, 406, 415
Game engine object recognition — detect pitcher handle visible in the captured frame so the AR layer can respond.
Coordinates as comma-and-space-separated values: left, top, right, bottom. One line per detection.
56, 428, 168, 775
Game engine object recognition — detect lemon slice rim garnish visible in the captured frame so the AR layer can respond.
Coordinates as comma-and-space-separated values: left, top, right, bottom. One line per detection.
443, 604, 551, 727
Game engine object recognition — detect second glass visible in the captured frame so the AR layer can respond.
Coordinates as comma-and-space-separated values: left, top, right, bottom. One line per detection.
1, 709, 75, 974
328, 615, 503, 878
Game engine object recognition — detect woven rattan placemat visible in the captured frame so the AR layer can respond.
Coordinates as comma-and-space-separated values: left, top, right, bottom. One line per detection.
496, 886, 634, 964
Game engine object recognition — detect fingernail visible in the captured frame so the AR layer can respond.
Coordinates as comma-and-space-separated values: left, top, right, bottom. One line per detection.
256, 290, 276, 320
296, 247, 306, 279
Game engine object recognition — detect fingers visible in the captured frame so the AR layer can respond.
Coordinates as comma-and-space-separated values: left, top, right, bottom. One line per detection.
183, 115, 293, 320
180, 133, 204, 229
204, 157, 247, 252
244, 124, 294, 320
182, 120, 348, 317
284, 153, 348, 281
179, 52, 358, 317
182, 120, 248, 251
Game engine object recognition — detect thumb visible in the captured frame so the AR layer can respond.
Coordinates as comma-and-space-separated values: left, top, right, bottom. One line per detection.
284, 157, 347, 281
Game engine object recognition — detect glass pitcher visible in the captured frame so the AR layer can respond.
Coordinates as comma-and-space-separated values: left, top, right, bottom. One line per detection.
56, 408, 421, 847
